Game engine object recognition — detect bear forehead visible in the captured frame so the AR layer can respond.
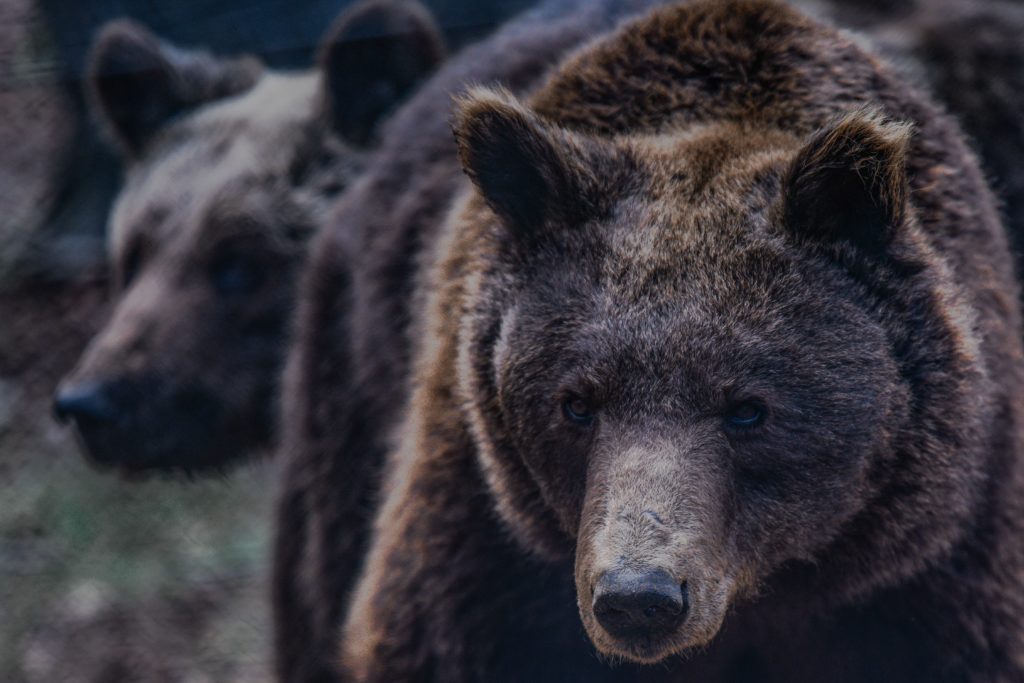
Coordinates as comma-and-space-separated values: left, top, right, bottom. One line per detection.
518, 240, 850, 375
184, 72, 319, 134
113, 72, 322, 224
584, 143, 797, 305
112, 161, 289, 245
109, 78, 324, 253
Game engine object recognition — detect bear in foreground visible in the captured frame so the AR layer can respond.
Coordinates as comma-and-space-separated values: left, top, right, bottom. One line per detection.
340, 0, 1024, 680
52, 0, 444, 472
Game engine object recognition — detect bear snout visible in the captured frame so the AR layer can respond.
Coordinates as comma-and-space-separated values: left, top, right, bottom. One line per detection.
53, 375, 230, 472
53, 381, 119, 426
592, 568, 688, 640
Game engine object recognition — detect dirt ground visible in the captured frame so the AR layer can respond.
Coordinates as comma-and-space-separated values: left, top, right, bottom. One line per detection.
0, 1, 277, 681
0, 281, 279, 683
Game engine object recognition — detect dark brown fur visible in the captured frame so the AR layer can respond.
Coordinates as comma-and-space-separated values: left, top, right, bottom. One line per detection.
341, 1, 1024, 680
274, 1, 667, 680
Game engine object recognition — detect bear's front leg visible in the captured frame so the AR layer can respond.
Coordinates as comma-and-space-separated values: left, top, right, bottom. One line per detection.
340, 411, 510, 682
339, 410, 622, 683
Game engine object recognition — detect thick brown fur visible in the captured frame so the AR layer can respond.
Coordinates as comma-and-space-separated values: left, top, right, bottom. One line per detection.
341, 1, 1024, 680
273, 1, 668, 680
55, 0, 445, 474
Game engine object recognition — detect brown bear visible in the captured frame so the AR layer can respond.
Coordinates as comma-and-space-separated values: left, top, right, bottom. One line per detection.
52, 0, 445, 473
272, 0, 668, 680
339, 1, 1024, 680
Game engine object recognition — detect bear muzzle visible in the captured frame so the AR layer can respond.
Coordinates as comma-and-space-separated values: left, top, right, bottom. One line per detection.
581, 561, 733, 664
592, 567, 688, 640
53, 376, 227, 472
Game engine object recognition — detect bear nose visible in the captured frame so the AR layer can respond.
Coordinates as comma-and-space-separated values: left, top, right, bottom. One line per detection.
53, 382, 118, 424
592, 568, 687, 639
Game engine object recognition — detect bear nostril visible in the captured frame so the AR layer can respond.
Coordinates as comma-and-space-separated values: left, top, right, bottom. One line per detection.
53, 382, 118, 424
592, 568, 688, 639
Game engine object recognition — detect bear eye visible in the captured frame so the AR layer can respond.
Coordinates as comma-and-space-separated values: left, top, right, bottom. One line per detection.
210, 251, 264, 296
724, 401, 766, 431
121, 240, 145, 289
562, 396, 595, 426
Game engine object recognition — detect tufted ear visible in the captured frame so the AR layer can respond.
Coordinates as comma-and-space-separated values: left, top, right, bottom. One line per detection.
88, 20, 262, 157
320, 0, 445, 146
454, 88, 621, 242
782, 110, 912, 252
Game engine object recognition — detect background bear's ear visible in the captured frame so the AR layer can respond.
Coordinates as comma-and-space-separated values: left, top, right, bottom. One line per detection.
88, 20, 262, 158
320, 0, 445, 146
781, 110, 912, 252
454, 88, 617, 239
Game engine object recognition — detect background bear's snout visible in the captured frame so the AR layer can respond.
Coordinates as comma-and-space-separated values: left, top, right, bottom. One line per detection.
53, 381, 119, 426
592, 568, 688, 640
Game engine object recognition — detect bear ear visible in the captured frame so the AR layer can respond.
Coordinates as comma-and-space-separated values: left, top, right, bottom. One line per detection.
781, 110, 912, 252
320, 0, 445, 146
454, 88, 613, 239
88, 19, 262, 157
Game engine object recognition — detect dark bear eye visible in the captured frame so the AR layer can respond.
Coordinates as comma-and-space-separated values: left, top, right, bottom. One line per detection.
211, 251, 263, 296
121, 241, 145, 289
562, 396, 595, 426
724, 401, 766, 430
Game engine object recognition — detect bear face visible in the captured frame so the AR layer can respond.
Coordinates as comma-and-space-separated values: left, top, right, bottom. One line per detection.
451, 88, 991, 664
54, 0, 444, 473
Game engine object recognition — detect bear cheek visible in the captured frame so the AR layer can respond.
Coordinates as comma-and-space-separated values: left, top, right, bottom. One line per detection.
516, 432, 590, 537
730, 438, 875, 571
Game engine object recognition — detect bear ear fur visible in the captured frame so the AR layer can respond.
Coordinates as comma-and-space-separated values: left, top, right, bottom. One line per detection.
782, 110, 912, 252
88, 20, 262, 158
320, 0, 446, 146
454, 87, 616, 240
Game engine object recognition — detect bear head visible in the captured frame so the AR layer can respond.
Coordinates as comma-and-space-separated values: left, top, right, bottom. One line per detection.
54, 0, 445, 473
451, 88, 989, 664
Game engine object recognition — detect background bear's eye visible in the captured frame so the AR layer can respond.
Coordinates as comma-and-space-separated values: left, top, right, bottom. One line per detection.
210, 251, 264, 297
562, 396, 595, 426
724, 401, 766, 431
120, 240, 145, 290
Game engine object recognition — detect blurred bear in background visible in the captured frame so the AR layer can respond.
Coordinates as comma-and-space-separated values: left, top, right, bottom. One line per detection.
53, 0, 446, 473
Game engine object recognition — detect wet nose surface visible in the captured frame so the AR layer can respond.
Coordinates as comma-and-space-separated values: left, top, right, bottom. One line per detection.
53, 382, 118, 424
592, 568, 687, 639
52, 376, 236, 471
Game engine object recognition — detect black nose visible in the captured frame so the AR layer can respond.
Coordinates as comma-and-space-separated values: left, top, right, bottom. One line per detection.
592, 568, 687, 639
53, 382, 118, 424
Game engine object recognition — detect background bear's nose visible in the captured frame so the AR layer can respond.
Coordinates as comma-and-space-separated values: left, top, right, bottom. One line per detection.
592, 568, 687, 639
53, 382, 118, 424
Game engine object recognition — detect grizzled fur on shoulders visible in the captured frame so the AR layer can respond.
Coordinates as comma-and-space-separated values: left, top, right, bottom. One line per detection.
341, 1, 1024, 681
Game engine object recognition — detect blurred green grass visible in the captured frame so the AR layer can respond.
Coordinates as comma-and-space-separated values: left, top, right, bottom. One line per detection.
0, 2, 277, 678
0, 421, 276, 682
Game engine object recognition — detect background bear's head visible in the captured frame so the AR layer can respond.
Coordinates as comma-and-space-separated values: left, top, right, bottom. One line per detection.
451, 89, 989, 664
53, 0, 445, 473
